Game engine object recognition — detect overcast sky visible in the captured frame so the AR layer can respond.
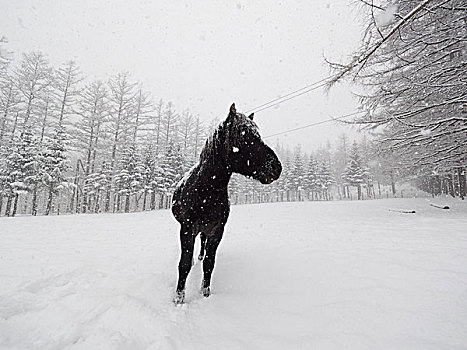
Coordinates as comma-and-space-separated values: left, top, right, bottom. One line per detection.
2, 0, 365, 151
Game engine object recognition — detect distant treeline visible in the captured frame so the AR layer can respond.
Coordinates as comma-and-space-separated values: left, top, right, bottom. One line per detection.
1, 43, 465, 216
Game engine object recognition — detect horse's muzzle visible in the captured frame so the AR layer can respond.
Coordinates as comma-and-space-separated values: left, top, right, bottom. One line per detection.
259, 155, 282, 184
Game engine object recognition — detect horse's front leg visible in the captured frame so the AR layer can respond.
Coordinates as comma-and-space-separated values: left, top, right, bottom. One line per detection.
198, 232, 207, 261
201, 227, 224, 298
174, 224, 195, 304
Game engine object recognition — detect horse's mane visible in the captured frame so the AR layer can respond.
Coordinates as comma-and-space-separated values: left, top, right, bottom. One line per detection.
199, 113, 260, 165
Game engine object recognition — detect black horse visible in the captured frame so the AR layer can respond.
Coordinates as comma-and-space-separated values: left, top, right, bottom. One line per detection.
171, 103, 282, 304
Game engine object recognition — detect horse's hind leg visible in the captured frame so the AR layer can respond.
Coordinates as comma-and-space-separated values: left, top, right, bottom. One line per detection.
201, 228, 224, 297
174, 224, 195, 304
198, 232, 207, 261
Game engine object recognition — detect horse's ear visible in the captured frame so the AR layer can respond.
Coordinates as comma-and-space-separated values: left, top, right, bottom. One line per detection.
247, 113, 254, 120
229, 103, 236, 116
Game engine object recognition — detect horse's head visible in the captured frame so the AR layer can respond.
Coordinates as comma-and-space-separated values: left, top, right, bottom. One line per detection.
223, 103, 282, 184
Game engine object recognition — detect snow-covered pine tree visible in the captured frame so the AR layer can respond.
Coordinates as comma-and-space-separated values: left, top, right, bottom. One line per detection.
333, 134, 349, 199
277, 150, 293, 201
1, 129, 41, 216
318, 161, 334, 201
228, 173, 244, 205
290, 145, 305, 200
139, 140, 154, 211
152, 154, 167, 209
40, 126, 70, 215
85, 161, 112, 213
0, 142, 18, 216
162, 142, 184, 191
342, 141, 368, 200
305, 154, 319, 200
114, 143, 144, 213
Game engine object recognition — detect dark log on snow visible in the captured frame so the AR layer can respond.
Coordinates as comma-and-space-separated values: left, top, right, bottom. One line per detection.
429, 204, 450, 210
389, 209, 416, 214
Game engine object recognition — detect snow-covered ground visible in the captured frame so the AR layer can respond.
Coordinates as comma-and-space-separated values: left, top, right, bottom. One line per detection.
1, 197, 467, 350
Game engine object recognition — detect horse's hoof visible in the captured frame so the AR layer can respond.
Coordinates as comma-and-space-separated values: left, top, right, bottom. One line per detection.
200, 286, 210, 298
173, 290, 185, 305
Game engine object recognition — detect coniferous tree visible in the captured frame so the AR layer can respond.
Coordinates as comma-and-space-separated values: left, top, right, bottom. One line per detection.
75, 80, 108, 212
318, 161, 333, 201
40, 126, 69, 215
278, 152, 293, 201
1, 129, 40, 216
334, 134, 349, 199
38, 85, 54, 143
14, 52, 52, 135
161, 142, 184, 191
291, 145, 305, 197
179, 109, 196, 167
105, 72, 137, 212
228, 173, 243, 204
114, 143, 143, 212
151, 98, 164, 156
85, 161, 112, 213
54, 60, 82, 128
161, 102, 179, 149
130, 85, 152, 144
0, 75, 21, 144
304, 154, 319, 200
139, 140, 157, 211
342, 142, 368, 200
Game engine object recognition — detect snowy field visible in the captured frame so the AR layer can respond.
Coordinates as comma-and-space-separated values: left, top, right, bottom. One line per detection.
1, 197, 467, 350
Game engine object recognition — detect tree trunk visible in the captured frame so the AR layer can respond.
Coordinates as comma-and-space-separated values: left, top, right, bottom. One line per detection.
150, 191, 156, 210
31, 185, 38, 216
125, 194, 130, 213
142, 191, 147, 211
12, 193, 19, 217
457, 167, 466, 200
45, 188, 53, 215
448, 174, 455, 197
104, 186, 111, 212
5, 196, 12, 217
116, 194, 121, 212
95, 191, 101, 213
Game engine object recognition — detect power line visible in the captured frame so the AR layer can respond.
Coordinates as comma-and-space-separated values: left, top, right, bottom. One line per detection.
245, 73, 339, 114
264, 110, 365, 139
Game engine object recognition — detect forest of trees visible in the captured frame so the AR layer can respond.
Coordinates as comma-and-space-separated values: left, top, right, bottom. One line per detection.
0, 45, 399, 217
1, 0, 465, 217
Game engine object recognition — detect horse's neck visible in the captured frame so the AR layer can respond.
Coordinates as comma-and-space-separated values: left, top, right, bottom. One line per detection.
197, 157, 232, 192
196, 130, 232, 191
